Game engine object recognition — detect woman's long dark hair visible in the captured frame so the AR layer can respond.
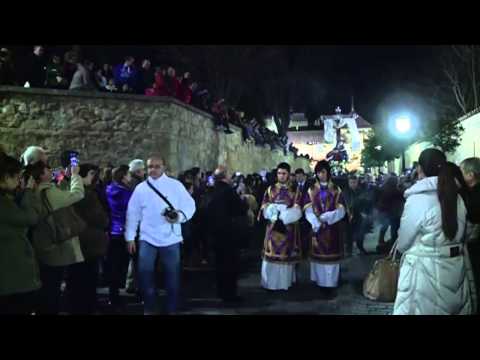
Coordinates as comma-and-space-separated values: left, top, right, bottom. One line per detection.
447, 161, 469, 204
418, 148, 458, 240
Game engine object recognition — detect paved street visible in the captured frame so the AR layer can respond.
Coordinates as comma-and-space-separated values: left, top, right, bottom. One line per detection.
92, 223, 395, 315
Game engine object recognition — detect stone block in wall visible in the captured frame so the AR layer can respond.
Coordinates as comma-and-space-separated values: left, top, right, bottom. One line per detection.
1, 103, 15, 116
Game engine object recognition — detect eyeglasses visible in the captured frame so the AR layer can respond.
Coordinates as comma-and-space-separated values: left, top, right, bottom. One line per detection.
147, 165, 163, 169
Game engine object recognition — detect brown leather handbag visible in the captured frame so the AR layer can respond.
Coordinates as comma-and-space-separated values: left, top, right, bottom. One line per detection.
40, 189, 87, 244
363, 242, 400, 302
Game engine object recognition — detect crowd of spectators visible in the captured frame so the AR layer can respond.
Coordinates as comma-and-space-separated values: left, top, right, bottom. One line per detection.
0, 45, 302, 155
1, 141, 479, 315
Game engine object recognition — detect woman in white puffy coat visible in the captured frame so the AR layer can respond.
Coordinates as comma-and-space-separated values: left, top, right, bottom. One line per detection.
393, 149, 472, 315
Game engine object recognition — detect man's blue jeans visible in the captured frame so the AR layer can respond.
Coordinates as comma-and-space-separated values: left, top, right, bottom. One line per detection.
138, 241, 181, 315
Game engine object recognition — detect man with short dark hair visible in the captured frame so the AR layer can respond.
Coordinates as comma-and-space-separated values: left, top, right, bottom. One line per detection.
294, 169, 306, 191
260, 162, 303, 290
343, 174, 369, 256
125, 155, 195, 315
304, 161, 346, 294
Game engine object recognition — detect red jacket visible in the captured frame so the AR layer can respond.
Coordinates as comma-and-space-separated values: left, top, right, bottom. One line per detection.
160, 75, 180, 97
154, 73, 168, 96
177, 80, 193, 104
183, 87, 193, 104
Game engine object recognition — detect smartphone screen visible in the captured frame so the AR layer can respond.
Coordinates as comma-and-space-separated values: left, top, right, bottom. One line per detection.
70, 155, 79, 167
207, 176, 215, 186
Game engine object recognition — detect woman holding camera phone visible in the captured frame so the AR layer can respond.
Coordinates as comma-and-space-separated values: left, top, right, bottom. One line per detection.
28, 160, 92, 314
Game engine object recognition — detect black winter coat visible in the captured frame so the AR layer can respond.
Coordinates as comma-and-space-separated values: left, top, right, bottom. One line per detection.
206, 181, 248, 245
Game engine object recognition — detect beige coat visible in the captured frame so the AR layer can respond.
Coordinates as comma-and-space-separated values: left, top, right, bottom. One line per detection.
32, 174, 85, 267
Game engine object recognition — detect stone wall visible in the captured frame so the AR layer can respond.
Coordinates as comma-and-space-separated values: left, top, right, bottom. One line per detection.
0, 86, 310, 175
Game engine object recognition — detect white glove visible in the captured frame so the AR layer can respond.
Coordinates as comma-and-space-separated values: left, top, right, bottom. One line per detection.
264, 204, 279, 221
279, 206, 302, 225
275, 204, 288, 213
320, 207, 346, 225
271, 211, 279, 222
319, 213, 329, 224
264, 204, 288, 221
305, 206, 321, 231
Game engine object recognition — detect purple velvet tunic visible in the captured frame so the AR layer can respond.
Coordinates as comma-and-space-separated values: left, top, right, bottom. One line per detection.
261, 183, 302, 263
304, 182, 345, 263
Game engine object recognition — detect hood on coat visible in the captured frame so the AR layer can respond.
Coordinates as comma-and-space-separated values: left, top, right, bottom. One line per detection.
404, 176, 438, 199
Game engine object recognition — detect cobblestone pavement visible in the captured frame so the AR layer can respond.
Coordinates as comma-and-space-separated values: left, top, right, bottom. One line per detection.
93, 223, 395, 315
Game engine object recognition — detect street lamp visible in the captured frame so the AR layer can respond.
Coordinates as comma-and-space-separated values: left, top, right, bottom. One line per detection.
389, 113, 416, 173
397, 117, 411, 172
395, 116, 411, 134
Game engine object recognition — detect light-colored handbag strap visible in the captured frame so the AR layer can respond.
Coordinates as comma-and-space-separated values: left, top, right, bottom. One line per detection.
388, 240, 399, 260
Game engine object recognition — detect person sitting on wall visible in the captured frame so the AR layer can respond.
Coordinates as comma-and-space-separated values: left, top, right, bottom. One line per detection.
0, 48, 17, 86
45, 55, 69, 89
114, 56, 138, 93
22, 45, 47, 88
211, 99, 233, 134
69, 60, 95, 91
176, 72, 193, 104
163, 66, 180, 97
136, 59, 155, 95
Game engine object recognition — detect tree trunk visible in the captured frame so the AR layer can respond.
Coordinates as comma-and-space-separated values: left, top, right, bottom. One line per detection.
472, 50, 478, 109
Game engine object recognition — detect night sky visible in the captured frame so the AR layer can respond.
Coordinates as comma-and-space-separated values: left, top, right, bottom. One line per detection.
312, 45, 441, 122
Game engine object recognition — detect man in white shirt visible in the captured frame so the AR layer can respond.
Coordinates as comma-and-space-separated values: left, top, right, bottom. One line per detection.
125, 154, 196, 315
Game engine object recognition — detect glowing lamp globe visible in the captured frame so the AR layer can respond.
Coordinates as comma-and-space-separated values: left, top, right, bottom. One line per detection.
395, 117, 411, 134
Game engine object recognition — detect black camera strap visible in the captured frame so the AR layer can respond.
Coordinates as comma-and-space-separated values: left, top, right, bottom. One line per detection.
146, 180, 174, 209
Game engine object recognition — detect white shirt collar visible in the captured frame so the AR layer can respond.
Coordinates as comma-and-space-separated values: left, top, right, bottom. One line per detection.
149, 173, 167, 183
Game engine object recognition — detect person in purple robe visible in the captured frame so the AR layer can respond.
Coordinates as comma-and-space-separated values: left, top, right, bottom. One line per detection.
260, 162, 303, 290
304, 160, 346, 296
